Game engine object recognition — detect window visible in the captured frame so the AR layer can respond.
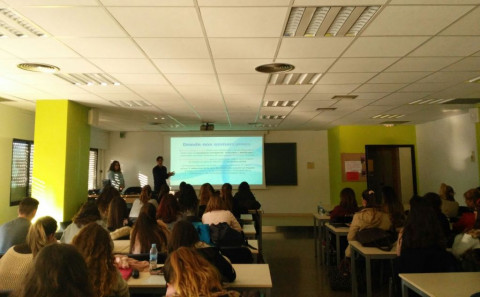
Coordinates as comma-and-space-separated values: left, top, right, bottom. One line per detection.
10, 139, 34, 206
88, 149, 98, 190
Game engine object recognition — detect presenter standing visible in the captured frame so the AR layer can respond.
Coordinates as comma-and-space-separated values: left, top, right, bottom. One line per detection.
153, 156, 174, 193
107, 160, 125, 192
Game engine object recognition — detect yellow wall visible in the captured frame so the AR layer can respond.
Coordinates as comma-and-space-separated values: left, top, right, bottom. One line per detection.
328, 125, 417, 206
33, 100, 90, 222
0, 104, 35, 224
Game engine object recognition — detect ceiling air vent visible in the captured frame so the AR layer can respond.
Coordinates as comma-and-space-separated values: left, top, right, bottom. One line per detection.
442, 98, 480, 105
0, 8, 47, 37
110, 100, 152, 108
284, 6, 379, 37
55, 73, 120, 86
316, 107, 337, 111
332, 95, 358, 100
18, 63, 59, 73
372, 114, 405, 119
255, 63, 295, 73
269, 73, 322, 85
263, 100, 298, 107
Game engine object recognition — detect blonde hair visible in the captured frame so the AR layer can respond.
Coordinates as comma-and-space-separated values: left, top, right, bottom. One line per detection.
27, 216, 57, 257
164, 247, 223, 297
72, 222, 117, 297
205, 192, 227, 213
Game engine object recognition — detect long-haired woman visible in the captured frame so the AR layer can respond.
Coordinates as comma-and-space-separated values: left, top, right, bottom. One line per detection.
329, 187, 359, 223
198, 183, 214, 218
382, 186, 406, 231
107, 160, 125, 192
164, 247, 239, 297
156, 194, 182, 230
130, 203, 170, 254
178, 183, 200, 222
0, 216, 57, 291
202, 192, 241, 232
106, 191, 128, 231
72, 222, 129, 297
220, 183, 234, 211
60, 201, 106, 243
129, 185, 158, 221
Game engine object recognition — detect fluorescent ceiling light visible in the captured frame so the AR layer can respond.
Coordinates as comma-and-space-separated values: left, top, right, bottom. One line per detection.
305, 7, 330, 37
326, 7, 354, 37
347, 6, 379, 36
284, 7, 305, 37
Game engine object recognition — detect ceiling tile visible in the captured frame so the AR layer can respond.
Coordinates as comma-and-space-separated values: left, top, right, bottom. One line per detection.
426, 83, 480, 99
266, 85, 313, 94
221, 85, 266, 94
386, 57, 461, 72
369, 72, 431, 84
176, 85, 222, 98
60, 38, 145, 58
329, 58, 399, 73
410, 36, 480, 57
214, 59, 273, 74
101, 0, 194, 5
199, 0, 290, 5
400, 82, 454, 93
389, 0, 480, 4
33, 58, 101, 73
441, 57, 480, 71
294, 0, 386, 4
441, 7, 480, 36
5, 0, 99, 5
113, 74, 169, 85
343, 37, 429, 57
295, 100, 334, 111
218, 74, 268, 85
277, 59, 336, 73
263, 93, 305, 101
135, 38, 210, 58
419, 71, 480, 84
153, 59, 214, 74
209, 38, 279, 58
107, 7, 203, 37
201, 7, 288, 37
333, 99, 374, 108
164, 74, 217, 85
97, 92, 144, 101
303, 93, 338, 100
310, 84, 360, 93
371, 92, 430, 106
16, 7, 126, 37
0, 38, 80, 58
363, 6, 472, 36
78, 85, 131, 94
318, 73, 376, 84
355, 84, 407, 93
89, 59, 158, 73
127, 85, 178, 95
278, 38, 353, 58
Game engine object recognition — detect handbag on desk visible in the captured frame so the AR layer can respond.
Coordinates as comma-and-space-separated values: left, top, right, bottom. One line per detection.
356, 228, 396, 251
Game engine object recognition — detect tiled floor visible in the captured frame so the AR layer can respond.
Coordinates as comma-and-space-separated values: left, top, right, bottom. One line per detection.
261, 226, 389, 297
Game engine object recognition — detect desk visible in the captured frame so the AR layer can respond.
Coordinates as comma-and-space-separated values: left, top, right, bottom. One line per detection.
128, 263, 272, 297
325, 223, 349, 265
313, 213, 330, 261
350, 241, 397, 297
399, 272, 480, 297
241, 214, 253, 222
243, 224, 256, 238
248, 209, 263, 253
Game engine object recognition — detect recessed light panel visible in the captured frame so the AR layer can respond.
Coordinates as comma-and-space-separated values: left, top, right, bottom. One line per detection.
268, 73, 322, 85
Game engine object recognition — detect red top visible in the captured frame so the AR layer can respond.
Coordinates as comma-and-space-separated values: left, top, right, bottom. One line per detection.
452, 212, 476, 233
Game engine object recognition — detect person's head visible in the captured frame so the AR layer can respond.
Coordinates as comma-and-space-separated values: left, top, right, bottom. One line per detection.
131, 203, 169, 254
423, 192, 442, 214
205, 191, 227, 213
72, 222, 117, 297
18, 197, 39, 220
439, 183, 448, 198
96, 186, 120, 216
73, 201, 102, 228
361, 189, 377, 208
238, 181, 251, 192
221, 183, 233, 197
14, 243, 94, 297
168, 220, 199, 253
107, 194, 127, 230
156, 156, 164, 166
164, 247, 223, 297
178, 184, 198, 213
179, 182, 187, 192
339, 187, 358, 211
27, 216, 57, 257
445, 186, 455, 202
464, 188, 480, 209
199, 183, 214, 205
109, 160, 121, 172
157, 194, 180, 223
140, 185, 153, 204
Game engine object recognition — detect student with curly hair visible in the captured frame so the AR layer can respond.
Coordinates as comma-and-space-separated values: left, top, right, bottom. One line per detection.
130, 203, 170, 254
11, 243, 94, 297
60, 201, 106, 244
72, 222, 129, 297
108, 160, 125, 192
164, 247, 239, 297
0, 216, 57, 291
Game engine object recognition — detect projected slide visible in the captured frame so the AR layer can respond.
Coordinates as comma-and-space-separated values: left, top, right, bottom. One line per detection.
170, 136, 263, 186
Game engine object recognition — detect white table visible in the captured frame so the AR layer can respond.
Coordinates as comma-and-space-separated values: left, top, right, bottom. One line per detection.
399, 272, 480, 297
313, 213, 330, 262
243, 224, 256, 238
128, 263, 272, 296
240, 214, 253, 222
350, 240, 397, 297
325, 223, 349, 265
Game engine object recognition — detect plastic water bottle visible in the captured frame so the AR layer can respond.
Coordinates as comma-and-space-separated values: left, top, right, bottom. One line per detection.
317, 203, 326, 215
149, 243, 158, 270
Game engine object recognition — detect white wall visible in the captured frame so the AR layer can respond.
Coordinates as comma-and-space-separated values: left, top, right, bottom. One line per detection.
416, 113, 479, 204
104, 130, 330, 214
0, 104, 35, 224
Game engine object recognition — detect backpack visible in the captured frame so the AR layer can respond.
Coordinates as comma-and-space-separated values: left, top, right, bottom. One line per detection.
209, 222, 246, 247
192, 222, 213, 245
356, 228, 396, 251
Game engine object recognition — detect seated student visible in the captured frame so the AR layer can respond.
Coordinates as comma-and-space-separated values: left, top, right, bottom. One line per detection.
96, 184, 117, 219
452, 188, 480, 233
11, 243, 94, 297
329, 187, 359, 223
397, 196, 456, 273
178, 183, 201, 222
0, 216, 57, 291
346, 190, 391, 257
129, 185, 158, 222
382, 186, 406, 231
439, 183, 460, 218
168, 220, 236, 282
202, 192, 242, 232
221, 183, 234, 211
164, 247, 240, 297
0, 197, 39, 254
107, 191, 129, 231
423, 192, 451, 239
60, 201, 107, 243
232, 181, 261, 218
72, 223, 129, 297
198, 183, 214, 218
130, 203, 170, 254
156, 194, 182, 231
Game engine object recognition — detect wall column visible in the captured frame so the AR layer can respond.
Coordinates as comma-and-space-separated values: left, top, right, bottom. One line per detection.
32, 100, 90, 222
